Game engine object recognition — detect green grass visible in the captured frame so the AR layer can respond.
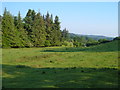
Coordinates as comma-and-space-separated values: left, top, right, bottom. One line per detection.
2, 40, 119, 88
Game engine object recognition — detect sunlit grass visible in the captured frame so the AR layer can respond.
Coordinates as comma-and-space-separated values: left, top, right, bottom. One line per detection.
2, 40, 119, 88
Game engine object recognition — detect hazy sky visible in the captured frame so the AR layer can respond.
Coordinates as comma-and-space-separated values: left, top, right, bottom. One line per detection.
2, 2, 118, 37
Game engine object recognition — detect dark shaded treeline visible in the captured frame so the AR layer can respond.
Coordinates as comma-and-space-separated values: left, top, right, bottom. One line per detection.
1, 8, 69, 48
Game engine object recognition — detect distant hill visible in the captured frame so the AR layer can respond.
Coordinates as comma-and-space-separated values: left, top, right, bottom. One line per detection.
86, 39, 119, 52
69, 33, 114, 40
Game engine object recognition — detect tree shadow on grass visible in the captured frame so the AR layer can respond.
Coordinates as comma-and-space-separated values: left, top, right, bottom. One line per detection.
2, 64, 119, 88
42, 46, 119, 53
42, 40, 120, 52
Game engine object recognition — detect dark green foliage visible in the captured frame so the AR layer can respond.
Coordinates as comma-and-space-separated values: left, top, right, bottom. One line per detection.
62, 41, 73, 47
23, 9, 36, 44
113, 36, 120, 40
52, 16, 62, 46
71, 36, 87, 47
0, 15, 2, 22
73, 42, 81, 47
0, 15, 2, 47
2, 8, 66, 48
2, 8, 20, 48
69, 34, 112, 47
2, 8, 111, 48
32, 12, 46, 47
61, 28, 69, 41
86, 38, 113, 47
44, 40, 51, 47
98, 39, 110, 43
86, 41, 99, 47
15, 11, 31, 47
45, 12, 53, 45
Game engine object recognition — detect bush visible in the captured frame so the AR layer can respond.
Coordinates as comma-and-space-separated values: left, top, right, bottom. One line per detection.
44, 40, 51, 47
113, 37, 120, 40
98, 39, 111, 43
62, 41, 73, 47
69, 42, 74, 47
86, 41, 99, 47
73, 42, 81, 47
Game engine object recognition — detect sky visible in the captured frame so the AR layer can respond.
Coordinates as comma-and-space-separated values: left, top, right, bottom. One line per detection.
1, 2, 118, 37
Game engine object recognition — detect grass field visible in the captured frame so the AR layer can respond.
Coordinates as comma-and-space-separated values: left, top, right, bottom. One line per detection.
2, 40, 119, 88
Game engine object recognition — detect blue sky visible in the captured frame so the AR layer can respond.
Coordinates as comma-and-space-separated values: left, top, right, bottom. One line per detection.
2, 2, 118, 37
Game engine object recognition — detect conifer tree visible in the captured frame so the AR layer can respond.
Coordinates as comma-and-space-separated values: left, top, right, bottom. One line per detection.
62, 28, 69, 41
15, 11, 30, 47
45, 12, 51, 41
52, 16, 61, 46
45, 12, 55, 46
0, 15, 2, 47
2, 8, 20, 48
48, 14, 55, 46
23, 9, 36, 45
32, 12, 46, 47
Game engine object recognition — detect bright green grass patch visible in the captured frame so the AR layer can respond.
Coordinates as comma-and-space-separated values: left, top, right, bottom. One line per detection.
2, 40, 119, 88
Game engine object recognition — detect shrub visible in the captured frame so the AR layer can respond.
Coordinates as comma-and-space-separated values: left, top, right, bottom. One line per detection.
44, 40, 51, 47
98, 39, 111, 44
113, 37, 120, 40
86, 41, 99, 47
62, 41, 73, 47
73, 42, 82, 47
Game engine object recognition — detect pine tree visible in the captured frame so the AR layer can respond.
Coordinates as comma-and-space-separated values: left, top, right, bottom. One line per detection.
52, 15, 61, 46
45, 12, 56, 46
45, 12, 51, 41
48, 14, 55, 46
2, 8, 20, 48
0, 15, 2, 47
62, 28, 69, 41
32, 12, 46, 47
23, 9, 36, 46
15, 11, 30, 47
14, 16, 18, 26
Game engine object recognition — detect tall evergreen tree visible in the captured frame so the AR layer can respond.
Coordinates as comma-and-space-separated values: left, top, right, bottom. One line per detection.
45, 12, 51, 40
32, 12, 46, 47
45, 12, 55, 46
2, 8, 20, 48
15, 11, 30, 47
14, 16, 18, 26
62, 28, 69, 41
49, 14, 55, 46
0, 15, 2, 47
52, 15, 61, 46
23, 9, 36, 45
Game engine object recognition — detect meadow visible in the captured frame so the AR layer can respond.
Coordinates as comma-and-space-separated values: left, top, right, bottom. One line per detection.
2, 40, 119, 88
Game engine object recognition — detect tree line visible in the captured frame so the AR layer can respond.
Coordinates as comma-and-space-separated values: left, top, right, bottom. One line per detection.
1, 8, 118, 48
1, 8, 69, 48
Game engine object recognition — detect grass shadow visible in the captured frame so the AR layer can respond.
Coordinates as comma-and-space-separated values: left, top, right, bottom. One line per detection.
43, 47, 119, 53
43, 40, 119, 52
2, 64, 119, 88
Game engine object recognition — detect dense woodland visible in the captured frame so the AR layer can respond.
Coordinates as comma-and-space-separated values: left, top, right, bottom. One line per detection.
0, 8, 119, 48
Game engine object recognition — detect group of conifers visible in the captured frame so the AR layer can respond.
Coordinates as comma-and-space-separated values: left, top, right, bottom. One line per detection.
1, 8, 69, 48
1, 8, 120, 48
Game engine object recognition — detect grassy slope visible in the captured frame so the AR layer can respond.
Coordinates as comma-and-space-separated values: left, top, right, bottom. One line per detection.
2, 40, 119, 88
